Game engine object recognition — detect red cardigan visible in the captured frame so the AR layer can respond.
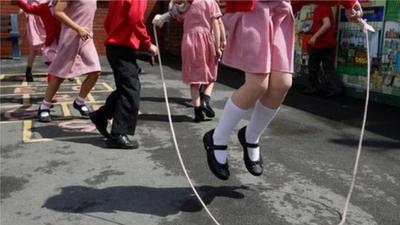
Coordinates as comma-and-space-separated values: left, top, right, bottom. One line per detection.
104, 0, 152, 50
225, 0, 357, 13
16, 0, 61, 46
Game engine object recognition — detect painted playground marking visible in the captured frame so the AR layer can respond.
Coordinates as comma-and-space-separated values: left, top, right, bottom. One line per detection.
0, 74, 113, 143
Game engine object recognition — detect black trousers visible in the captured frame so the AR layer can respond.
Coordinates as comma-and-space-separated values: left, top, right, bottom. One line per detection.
306, 47, 342, 92
97, 45, 141, 135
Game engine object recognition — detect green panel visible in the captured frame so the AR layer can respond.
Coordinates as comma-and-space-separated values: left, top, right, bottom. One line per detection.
386, 0, 400, 22
337, 66, 367, 76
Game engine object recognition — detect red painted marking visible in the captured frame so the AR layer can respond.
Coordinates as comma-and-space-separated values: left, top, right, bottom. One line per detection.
58, 119, 97, 133
14, 87, 35, 94
4, 106, 37, 120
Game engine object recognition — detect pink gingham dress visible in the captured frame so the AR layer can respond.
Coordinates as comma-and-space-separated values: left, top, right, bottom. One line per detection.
25, 13, 45, 48
222, 0, 295, 74
48, 0, 100, 79
181, 0, 222, 84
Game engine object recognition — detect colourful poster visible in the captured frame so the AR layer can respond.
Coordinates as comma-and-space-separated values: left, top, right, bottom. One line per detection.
376, 21, 400, 96
337, 0, 386, 89
294, 5, 315, 77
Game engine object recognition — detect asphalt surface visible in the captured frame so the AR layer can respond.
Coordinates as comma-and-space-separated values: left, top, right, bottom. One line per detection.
1, 55, 399, 225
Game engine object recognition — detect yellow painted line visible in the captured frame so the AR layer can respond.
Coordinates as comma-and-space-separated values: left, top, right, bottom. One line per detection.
0, 90, 110, 97
102, 82, 114, 91
24, 135, 100, 143
0, 100, 106, 109
61, 103, 71, 117
23, 120, 33, 143
0, 104, 26, 109
87, 93, 95, 102
75, 77, 82, 85
22, 94, 30, 105
0, 120, 23, 125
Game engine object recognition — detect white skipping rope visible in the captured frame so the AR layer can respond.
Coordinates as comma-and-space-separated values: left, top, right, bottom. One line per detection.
338, 19, 374, 225
153, 25, 222, 225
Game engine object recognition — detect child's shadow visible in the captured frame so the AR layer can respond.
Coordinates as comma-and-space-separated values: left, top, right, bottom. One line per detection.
43, 185, 249, 217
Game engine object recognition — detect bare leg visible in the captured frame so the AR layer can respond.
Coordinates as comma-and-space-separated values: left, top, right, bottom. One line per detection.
231, 72, 270, 110
78, 72, 100, 98
259, 71, 292, 109
27, 47, 36, 68
25, 47, 39, 82
44, 77, 64, 102
190, 84, 201, 107
202, 82, 214, 96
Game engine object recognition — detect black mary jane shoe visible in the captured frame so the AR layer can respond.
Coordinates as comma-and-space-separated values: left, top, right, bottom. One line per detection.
203, 129, 230, 180
38, 108, 51, 123
73, 101, 90, 117
238, 126, 264, 176
106, 134, 139, 150
193, 107, 205, 123
89, 111, 109, 138
200, 93, 215, 118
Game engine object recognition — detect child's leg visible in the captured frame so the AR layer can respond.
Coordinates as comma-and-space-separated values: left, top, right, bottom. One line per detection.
200, 82, 216, 118
73, 72, 100, 116
245, 72, 292, 159
190, 84, 201, 107
25, 47, 37, 82
212, 73, 269, 163
190, 84, 204, 122
43, 77, 64, 103
38, 77, 64, 122
202, 82, 214, 96
77, 72, 100, 100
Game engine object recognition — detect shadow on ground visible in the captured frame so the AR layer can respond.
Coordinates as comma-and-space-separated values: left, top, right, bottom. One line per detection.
43, 185, 248, 216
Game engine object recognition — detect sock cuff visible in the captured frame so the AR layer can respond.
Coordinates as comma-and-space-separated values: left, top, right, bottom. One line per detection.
75, 96, 86, 104
42, 100, 51, 106
228, 97, 247, 113
255, 101, 279, 114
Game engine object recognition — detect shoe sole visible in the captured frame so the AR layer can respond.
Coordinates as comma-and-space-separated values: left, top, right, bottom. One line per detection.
38, 118, 51, 123
105, 142, 138, 150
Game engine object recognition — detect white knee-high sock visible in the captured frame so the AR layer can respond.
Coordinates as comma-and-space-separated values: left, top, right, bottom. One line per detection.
213, 98, 247, 164
245, 101, 279, 161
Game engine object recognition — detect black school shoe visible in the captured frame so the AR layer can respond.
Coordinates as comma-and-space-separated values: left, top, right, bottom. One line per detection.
25, 71, 34, 82
238, 126, 263, 176
106, 134, 139, 150
194, 107, 205, 123
203, 129, 230, 180
73, 100, 90, 117
200, 93, 215, 118
89, 111, 109, 138
38, 107, 51, 123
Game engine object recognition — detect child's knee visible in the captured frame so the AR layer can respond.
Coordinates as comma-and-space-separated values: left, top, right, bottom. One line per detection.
190, 84, 201, 89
